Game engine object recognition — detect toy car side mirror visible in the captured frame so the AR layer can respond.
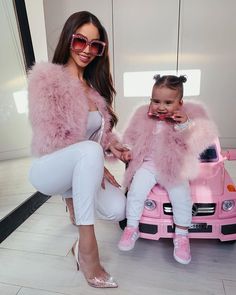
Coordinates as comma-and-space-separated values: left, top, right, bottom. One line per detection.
222, 149, 236, 160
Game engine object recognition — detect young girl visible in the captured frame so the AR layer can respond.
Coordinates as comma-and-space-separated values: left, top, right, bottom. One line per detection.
118, 75, 218, 264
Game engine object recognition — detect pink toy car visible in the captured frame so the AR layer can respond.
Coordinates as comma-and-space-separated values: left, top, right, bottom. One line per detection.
120, 140, 236, 242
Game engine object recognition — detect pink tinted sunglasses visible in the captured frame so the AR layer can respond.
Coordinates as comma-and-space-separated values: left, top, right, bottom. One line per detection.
70, 33, 106, 56
147, 101, 175, 122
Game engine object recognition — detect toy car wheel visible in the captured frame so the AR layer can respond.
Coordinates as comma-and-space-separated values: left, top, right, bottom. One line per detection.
220, 240, 236, 244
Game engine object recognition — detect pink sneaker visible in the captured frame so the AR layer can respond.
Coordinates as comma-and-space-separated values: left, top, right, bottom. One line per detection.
173, 234, 191, 264
118, 226, 139, 251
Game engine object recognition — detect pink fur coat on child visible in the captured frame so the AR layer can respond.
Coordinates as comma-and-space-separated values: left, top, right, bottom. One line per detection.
28, 62, 118, 156
122, 102, 218, 189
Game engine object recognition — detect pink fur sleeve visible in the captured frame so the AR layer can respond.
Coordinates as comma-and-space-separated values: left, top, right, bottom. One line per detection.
122, 106, 147, 148
172, 102, 219, 157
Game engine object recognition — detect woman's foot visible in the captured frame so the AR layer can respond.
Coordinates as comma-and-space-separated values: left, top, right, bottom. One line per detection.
65, 198, 76, 225
72, 240, 118, 288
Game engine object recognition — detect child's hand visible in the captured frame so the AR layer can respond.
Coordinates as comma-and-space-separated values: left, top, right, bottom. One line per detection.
120, 150, 132, 163
172, 110, 188, 124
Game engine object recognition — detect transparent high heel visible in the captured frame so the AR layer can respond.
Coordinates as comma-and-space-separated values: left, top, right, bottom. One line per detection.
64, 198, 76, 225
71, 240, 118, 288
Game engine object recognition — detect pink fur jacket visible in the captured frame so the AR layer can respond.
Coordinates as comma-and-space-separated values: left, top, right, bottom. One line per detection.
28, 62, 118, 156
122, 102, 218, 189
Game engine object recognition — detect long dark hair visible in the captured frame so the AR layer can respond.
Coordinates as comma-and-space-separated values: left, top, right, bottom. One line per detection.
52, 11, 117, 127
153, 75, 187, 98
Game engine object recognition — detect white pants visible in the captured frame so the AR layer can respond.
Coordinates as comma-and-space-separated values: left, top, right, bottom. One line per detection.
127, 167, 192, 227
29, 141, 126, 225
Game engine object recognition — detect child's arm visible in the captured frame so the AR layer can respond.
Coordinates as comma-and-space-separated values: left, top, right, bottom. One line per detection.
173, 103, 218, 156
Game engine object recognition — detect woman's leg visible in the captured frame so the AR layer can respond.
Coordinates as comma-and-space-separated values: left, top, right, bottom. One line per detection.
65, 197, 76, 225
96, 179, 126, 222
78, 225, 104, 277
61, 189, 75, 225
29, 141, 104, 224
62, 180, 126, 225
29, 141, 116, 283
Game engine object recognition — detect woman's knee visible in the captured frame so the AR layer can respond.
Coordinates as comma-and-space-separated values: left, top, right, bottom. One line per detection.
109, 196, 126, 221
100, 205, 126, 222
96, 184, 126, 222
79, 141, 104, 163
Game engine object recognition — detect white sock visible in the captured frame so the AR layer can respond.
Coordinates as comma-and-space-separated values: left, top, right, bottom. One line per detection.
175, 227, 188, 236
127, 219, 139, 228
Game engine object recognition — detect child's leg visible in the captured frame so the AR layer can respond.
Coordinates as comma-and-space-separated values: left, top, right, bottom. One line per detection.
167, 181, 192, 230
126, 167, 157, 227
118, 167, 157, 251
167, 181, 192, 264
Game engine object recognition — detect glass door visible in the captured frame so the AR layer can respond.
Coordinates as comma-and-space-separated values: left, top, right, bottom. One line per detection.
0, 0, 34, 220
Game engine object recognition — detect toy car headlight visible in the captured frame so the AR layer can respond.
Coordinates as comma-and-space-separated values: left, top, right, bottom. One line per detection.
222, 200, 235, 211
144, 199, 157, 210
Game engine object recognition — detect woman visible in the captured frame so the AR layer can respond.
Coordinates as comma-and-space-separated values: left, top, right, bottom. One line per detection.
28, 11, 127, 288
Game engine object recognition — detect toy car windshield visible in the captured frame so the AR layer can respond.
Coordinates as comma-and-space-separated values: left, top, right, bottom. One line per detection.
199, 144, 218, 162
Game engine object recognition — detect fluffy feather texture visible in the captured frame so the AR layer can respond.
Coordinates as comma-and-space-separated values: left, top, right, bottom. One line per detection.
122, 101, 219, 189
28, 62, 118, 156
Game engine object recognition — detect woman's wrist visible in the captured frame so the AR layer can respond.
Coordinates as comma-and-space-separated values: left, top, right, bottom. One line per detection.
107, 140, 118, 150
122, 143, 132, 150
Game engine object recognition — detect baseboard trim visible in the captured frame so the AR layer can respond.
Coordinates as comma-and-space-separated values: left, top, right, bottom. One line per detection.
0, 192, 51, 243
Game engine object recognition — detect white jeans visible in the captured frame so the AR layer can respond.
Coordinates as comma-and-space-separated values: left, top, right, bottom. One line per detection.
29, 141, 126, 225
127, 167, 192, 227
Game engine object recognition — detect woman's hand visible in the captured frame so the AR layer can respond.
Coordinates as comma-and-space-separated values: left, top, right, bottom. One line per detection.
109, 142, 132, 162
101, 166, 121, 189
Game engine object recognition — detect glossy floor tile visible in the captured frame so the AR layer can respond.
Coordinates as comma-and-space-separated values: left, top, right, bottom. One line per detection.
0, 158, 236, 294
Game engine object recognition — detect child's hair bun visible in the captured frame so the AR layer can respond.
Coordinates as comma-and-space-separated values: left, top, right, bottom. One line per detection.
179, 75, 187, 83
153, 74, 161, 82
153, 74, 187, 83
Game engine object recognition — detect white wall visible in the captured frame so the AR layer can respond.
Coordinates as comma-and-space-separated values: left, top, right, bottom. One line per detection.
113, 0, 180, 131
112, 0, 236, 148
1, 0, 235, 160
179, 0, 236, 148
41, 0, 236, 148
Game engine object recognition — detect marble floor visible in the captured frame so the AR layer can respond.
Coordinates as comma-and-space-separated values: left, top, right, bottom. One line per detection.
0, 157, 35, 220
0, 160, 236, 295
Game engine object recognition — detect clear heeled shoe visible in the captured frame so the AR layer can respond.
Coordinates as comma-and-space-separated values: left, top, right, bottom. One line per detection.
71, 240, 118, 288
64, 198, 76, 225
